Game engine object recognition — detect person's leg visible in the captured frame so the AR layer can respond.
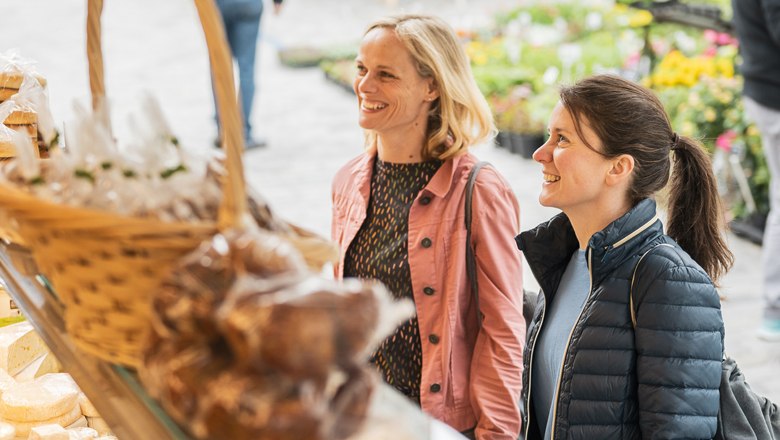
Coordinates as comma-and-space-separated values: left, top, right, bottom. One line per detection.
224, 1, 263, 144
745, 97, 780, 340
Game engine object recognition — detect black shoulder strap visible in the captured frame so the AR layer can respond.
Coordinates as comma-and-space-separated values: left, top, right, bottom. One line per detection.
465, 161, 490, 329
629, 243, 674, 328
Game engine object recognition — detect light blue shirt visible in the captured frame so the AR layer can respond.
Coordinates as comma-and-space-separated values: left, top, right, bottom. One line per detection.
532, 250, 590, 439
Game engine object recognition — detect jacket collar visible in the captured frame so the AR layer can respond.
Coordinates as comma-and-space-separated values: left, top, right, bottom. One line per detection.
517, 198, 663, 295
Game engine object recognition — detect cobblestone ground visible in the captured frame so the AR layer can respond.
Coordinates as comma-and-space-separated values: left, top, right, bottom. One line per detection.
4, 0, 778, 402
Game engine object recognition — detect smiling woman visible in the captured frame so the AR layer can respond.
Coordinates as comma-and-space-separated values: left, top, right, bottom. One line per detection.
331, 14, 525, 440
517, 74, 734, 440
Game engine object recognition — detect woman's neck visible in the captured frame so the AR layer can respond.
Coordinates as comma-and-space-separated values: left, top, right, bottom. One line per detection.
567, 200, 632, 250
376, 132, 426, 163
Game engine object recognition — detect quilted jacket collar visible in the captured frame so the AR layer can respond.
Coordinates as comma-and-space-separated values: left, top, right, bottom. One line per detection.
517, 198, 663, 296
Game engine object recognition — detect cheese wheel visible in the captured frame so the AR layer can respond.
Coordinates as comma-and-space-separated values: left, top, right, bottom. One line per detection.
67, 426, 97, 439
0, 373, 80, 422
77, 394, 99, 418
0, 322, 48, 376
65, 416, 87, 429
0, 421, 14, 440
0, 368, 16, 395
85, 417, 111, 436
28, 423, 69, 440
9, 403, 81, 437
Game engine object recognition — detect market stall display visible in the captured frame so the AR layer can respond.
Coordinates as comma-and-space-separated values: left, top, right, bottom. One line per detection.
0, 0, 336, 368
0, 53, 57, 159
0, 1, 473, 439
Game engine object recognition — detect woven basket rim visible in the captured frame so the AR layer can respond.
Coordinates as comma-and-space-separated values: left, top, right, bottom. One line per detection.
0, 181, 216, 234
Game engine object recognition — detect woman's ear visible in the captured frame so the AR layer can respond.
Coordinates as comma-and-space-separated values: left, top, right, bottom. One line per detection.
606, 154, 635, 186
426, 79, 439, 102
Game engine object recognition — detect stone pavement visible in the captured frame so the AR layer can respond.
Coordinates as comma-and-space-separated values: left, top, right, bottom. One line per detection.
4, 0, 778, 402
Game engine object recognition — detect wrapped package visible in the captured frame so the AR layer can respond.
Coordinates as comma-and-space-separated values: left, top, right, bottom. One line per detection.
142, 226, 413, 439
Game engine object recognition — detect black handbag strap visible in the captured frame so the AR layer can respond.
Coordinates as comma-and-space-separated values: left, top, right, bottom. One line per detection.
466, 161, 490, 329
629, 243, 673, 328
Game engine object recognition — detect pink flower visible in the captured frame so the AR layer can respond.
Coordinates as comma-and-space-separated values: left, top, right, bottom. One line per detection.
716, 130, 738, 152
704, 30, 718, 43
716, 32, 735, 46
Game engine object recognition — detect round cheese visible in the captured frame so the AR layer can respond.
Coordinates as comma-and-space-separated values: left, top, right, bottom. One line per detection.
9, 403, 81, 438
77, 394, 100, 418
0, 373, 80, 422
0, 421, 15, 440
68, 426, 98, 439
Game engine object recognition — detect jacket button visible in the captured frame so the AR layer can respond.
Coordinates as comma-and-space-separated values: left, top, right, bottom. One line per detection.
430, 383, 441, 393
421, 237, 432, 248
428, 334, 440, 344
423, 286, 435, 296
420, 196, 431, 205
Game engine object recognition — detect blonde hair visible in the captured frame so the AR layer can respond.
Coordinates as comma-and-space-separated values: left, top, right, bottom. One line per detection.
362, 14, 495, 160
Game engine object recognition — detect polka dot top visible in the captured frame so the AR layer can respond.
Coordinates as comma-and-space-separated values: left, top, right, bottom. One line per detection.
344, 158, 443, 403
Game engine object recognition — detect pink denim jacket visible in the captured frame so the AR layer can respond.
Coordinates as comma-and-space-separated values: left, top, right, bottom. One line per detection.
331, 150, 525, 440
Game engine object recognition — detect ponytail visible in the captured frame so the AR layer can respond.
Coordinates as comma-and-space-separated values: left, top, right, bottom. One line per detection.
666, 135, 734, 282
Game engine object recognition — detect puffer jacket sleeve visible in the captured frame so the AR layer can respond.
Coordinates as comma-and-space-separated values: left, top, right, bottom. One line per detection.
632, 246, 723, 439
468, 168, 525, 440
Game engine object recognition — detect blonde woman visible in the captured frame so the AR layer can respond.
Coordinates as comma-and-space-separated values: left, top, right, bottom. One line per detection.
331, 14, 524, 440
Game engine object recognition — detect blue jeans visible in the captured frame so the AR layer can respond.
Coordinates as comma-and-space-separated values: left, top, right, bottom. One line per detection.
215, 0, 263, 141
745, 97, 780, 321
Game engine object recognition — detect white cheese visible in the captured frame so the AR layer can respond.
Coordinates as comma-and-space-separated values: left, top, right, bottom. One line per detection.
0, 373, 80, 422
65, 416, 87, 429
12, 350, 61, 383
8, 403, 81, 438
67, 426, 98, 439
0, 368, 15, 396
84, 418, 111, 437
0, 322, 47, 376
77, 394, 99, 418
0, 421, 14, 440
28, 423, 69, 440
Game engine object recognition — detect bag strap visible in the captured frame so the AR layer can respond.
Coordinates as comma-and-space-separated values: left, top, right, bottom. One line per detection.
465, 161, 490, 329
629, 243, 674, 328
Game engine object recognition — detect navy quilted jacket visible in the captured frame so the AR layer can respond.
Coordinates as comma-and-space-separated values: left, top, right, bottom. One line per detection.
516, 199, 724, 440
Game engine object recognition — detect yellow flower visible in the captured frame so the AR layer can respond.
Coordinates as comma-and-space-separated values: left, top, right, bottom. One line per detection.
682, 121, 696, 137
628, 10, 653, 27
704, 108, 717, 122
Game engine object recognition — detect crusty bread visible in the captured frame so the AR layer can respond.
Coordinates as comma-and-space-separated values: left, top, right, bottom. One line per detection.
0, 88, 17, 101
0, 140, 16, 158
0, 71, 47, 90
3, 109, 37, 125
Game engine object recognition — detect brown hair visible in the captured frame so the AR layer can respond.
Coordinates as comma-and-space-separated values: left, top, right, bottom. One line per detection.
362, 14, 494, 160
560, 74, 733, 282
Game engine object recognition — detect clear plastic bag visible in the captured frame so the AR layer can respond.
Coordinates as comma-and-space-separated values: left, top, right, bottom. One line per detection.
142, 227, 415, 439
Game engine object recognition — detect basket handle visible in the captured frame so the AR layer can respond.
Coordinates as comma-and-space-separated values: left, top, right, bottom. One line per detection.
85, 0, 247, 231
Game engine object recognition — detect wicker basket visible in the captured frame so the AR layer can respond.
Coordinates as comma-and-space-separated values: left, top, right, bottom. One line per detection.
0, 0, 263, 367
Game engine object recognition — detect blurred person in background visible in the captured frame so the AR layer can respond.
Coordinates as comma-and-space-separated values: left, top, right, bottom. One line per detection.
331, 14, 525, 440
214, 0, 283, 150
732, 0, 780, 341
517, 75, 732, 439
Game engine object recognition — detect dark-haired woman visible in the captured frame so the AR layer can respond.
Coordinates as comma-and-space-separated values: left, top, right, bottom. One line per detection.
517, 74, 733, 439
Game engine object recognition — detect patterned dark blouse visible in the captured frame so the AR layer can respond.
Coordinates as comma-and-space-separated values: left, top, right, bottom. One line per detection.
344, 158, 442, 404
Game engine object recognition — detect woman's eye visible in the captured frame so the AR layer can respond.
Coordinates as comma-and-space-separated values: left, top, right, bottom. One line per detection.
379, 71, 395, 79
356, 65, 366, 75
556, 134, 568, 144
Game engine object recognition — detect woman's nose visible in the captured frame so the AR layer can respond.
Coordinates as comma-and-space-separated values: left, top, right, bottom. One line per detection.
532, 137, 552, 163
355, 73, 375, 94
